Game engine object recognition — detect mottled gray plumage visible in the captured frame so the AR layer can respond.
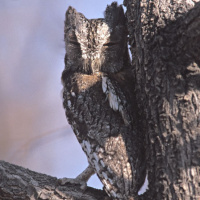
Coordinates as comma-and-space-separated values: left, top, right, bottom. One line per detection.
62, 2, 145, 199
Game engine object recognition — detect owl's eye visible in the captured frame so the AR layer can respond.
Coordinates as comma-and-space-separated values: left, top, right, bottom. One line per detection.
69, 40, 80, 46
103, 42, 118, 47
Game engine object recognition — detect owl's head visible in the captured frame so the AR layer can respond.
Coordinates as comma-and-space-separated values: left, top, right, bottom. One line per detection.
64, 2, 129, 75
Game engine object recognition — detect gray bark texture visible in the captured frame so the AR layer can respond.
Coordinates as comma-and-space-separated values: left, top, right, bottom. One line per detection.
124, 0, 200, 199
0, 161, 109, 200
0, 0, 200, 200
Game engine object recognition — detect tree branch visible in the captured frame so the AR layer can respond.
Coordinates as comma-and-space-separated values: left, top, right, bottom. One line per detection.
0, 160, 109, 200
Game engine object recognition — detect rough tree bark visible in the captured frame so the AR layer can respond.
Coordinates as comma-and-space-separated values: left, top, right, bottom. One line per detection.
0, 1, 200, 200
0, 160, 109, 200
124, 0, 200, 199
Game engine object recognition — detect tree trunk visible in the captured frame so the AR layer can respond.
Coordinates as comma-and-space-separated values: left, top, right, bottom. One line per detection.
124, 0, 200, 199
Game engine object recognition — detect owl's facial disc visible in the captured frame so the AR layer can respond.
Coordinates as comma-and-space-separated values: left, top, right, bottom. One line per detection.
65, 7, 128, 75
75, 19, 111, 74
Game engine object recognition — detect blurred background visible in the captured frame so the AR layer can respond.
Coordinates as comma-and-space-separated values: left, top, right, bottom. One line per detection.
0, 0, 123, 189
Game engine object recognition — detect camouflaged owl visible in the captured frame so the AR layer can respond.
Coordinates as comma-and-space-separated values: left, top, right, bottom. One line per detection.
61, 2, 145, 199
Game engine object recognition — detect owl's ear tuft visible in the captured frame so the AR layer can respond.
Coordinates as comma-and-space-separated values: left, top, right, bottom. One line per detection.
65, 6, 77, 20
104, 2, 126, 27
65, 6, 86, 30
66, 6, 76, 14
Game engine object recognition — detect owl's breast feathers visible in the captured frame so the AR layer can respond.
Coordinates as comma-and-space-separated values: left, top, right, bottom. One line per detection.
62, 69, 145, 197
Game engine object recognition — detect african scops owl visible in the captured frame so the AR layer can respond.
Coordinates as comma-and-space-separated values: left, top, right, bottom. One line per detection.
62, 2, 145, 199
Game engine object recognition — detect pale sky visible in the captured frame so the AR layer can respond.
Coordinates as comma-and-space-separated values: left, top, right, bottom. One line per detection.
0, 0, 124, 189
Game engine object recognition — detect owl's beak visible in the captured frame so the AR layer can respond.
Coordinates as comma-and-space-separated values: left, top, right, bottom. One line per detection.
90, 55, 103, 74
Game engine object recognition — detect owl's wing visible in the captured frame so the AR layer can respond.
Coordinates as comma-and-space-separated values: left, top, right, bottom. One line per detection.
102, 72, 134, 126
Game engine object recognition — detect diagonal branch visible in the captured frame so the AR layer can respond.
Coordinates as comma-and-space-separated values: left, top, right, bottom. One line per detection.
0, 160, 109, 200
